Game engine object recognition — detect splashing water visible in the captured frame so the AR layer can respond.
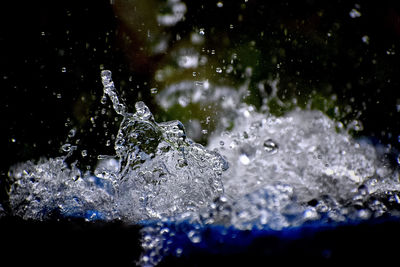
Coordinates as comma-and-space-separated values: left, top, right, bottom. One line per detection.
9, 70, 227, 221
7, 71, 400, 265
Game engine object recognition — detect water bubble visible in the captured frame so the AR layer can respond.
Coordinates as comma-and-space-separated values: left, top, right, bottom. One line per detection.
81, 150, 87, 157
263, 139, 278, 154
216, 67, 222, 73
217, 1, 223, 8
100, 95, 107, 104
187, 230, 201, 243
202, 129, 208, 135
199, 28, 205, 35
61, 67, 67, 73
61, 143, 72, 152
219, 141, 224, 146
68, 129, 76, 138
150, 88, 158, 94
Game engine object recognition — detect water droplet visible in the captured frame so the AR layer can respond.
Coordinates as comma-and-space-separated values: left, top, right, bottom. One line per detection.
349, 8, 361, 18
386, 49, 396, 55
100, 95, 107, 104
61, 143, 72, 152
361, 35, 369, 44
216, 67, 222, 73
68, 129, 76, 138
263, 139, 278, 154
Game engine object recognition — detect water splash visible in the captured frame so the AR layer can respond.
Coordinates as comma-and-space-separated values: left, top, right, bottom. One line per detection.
7, 71, 400, 266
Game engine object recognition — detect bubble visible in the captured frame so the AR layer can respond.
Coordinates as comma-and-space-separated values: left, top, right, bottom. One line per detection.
263, 139, 278, 154
216, 67, 222, 73
187, 230, 202, 243
217, 2, 223, 8
68, 129, 76, 138
61, 67, 67, 73
81, 150, 87, 157
61, 143, 72, 152
100, 95, 107, 104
